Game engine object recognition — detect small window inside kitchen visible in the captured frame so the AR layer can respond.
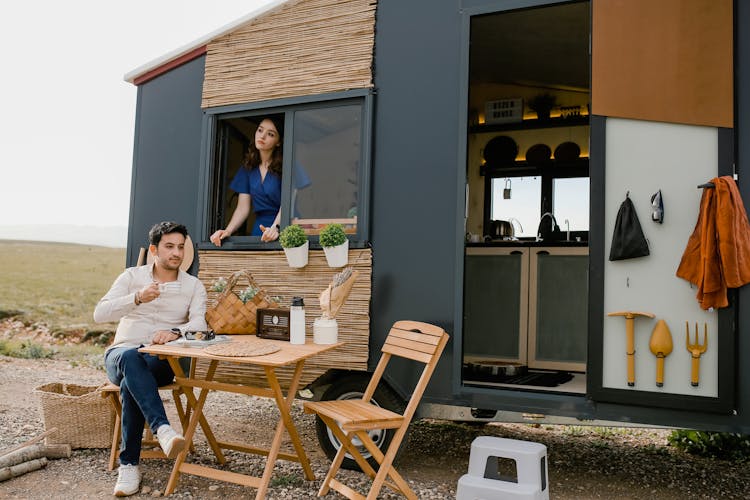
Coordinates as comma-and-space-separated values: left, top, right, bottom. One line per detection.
491, 176, 541, 238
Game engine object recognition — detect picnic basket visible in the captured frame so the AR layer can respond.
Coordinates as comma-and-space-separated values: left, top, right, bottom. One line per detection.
205, 270, 280, 334
33, 382, 114, 449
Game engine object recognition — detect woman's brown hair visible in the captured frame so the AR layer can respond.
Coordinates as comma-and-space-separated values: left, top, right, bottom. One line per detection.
242, 115, 283, 176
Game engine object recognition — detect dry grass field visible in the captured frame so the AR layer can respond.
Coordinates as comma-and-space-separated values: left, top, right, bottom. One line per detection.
0, 240, 124, 330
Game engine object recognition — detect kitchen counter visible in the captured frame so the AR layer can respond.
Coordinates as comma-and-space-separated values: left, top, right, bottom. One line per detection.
466, 239, 588, 248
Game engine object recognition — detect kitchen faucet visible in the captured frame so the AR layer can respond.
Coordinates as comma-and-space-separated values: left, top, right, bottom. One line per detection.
565, 219, 570, 241
507, 217, 523, 239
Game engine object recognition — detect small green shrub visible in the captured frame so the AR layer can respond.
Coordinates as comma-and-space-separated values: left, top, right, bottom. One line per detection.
0, 339, 55, 359
319, 223, 347, 248
279, 224, 308, 248
668, 429, 750, 462
270, 474, 303, 487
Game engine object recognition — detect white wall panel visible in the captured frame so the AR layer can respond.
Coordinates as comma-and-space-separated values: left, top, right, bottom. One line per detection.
603, 118, 718, 396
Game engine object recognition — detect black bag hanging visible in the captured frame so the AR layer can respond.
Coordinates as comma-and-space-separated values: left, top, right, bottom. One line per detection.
609, 194, 650, 261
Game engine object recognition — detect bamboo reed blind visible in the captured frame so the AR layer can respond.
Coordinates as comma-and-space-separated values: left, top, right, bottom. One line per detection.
196, 248, 371, 388
202, 0, 377, 108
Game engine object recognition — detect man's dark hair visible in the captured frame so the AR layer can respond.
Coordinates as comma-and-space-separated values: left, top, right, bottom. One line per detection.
148, 221, 188, 246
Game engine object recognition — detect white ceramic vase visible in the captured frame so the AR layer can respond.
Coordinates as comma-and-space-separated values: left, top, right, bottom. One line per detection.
313, 317, 338, 344
283, 240, 309, 268
323, 239, 348, 268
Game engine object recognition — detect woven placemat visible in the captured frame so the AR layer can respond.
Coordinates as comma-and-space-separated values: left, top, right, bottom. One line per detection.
204, 339, 281, 357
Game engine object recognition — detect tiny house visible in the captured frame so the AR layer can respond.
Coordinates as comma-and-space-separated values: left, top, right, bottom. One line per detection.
124, 0, 750, 464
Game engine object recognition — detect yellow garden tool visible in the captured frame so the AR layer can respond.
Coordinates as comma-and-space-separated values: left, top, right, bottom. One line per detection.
686, 322, 708, 387
608, 311, 655, 386
649, 319, 673, 387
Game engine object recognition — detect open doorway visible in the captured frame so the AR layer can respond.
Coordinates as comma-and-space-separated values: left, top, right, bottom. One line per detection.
462, 1, 590, 394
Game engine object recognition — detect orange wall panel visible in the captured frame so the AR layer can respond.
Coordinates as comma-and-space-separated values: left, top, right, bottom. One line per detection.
592, 0, 732, 128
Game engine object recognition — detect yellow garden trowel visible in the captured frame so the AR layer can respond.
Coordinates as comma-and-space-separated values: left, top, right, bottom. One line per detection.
649, 319, 673, 387
608, 311, 655, 386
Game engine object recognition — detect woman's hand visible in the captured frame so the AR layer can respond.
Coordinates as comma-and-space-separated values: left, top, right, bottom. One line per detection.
210, 229, 231, 246
259, 224, 279, 242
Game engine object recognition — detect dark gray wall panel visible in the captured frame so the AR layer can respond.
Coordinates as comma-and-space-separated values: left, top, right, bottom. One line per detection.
126, 57, 206, 267
735, 0, 749, 422
371, 1, 461, 398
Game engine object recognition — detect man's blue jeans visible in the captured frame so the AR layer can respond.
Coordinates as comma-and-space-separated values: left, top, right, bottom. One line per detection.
105, 346, 174, 466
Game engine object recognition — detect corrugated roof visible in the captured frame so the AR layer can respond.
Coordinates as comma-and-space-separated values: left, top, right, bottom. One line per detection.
123, 0, 288, 84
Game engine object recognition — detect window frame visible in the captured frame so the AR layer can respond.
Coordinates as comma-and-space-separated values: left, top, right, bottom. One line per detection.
196, 89, 374, 250
482, 160, 589, 239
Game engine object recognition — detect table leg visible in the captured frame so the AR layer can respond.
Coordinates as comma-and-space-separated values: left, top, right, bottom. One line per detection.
164, 359, 219, 496
256, 361, 314, 499
167, 357, 225, 464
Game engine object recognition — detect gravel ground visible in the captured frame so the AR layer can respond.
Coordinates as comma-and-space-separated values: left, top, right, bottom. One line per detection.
1, 354, 748, 499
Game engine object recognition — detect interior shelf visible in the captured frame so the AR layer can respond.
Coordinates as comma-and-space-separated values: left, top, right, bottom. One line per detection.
469, 115, 589, 134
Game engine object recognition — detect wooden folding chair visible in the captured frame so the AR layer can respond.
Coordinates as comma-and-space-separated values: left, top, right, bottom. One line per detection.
304, 320, 449, 499
101, 375, 193, 471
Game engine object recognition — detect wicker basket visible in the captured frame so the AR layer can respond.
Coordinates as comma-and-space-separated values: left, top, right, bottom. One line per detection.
33, 383, 114, 449
206, 270, 279, 334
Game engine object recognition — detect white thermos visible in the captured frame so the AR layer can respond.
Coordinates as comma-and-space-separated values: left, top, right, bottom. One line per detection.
289, 296, 306, 344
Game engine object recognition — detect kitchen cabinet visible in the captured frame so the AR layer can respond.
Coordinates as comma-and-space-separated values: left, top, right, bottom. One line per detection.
463, 246, 588, 372
463, 247, 529, 364
528, 247, 588, 371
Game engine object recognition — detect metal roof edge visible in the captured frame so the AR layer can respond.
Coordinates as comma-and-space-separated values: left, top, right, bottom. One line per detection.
123, 0, 288, 84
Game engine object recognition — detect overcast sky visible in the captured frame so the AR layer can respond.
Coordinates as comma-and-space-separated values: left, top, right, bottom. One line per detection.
0, 0, 274, 228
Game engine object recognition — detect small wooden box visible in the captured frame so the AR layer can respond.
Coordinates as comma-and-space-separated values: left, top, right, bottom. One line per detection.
256, 308, 291, 341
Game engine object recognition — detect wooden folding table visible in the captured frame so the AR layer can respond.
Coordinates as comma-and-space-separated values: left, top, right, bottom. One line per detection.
139, 338, 342, 499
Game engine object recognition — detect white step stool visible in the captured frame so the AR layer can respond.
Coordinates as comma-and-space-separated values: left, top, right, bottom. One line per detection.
456, 436, 549, 500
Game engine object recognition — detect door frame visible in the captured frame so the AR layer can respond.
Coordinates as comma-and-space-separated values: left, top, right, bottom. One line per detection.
453, 0, 592, 398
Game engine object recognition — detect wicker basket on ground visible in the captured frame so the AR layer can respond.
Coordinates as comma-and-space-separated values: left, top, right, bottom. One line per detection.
33, 382, 115, 449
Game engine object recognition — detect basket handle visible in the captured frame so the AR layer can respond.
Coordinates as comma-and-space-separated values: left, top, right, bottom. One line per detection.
215, 270, 276, 305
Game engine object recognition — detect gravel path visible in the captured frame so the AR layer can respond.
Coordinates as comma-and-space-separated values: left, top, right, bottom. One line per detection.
1, 355, 748, 499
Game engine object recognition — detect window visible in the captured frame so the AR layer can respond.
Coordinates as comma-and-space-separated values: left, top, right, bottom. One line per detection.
490, 176, 541, 238
290, 104, 361, 236
484, 162, 589, 240
553, 177, 589, 232
205, 95, 370, 246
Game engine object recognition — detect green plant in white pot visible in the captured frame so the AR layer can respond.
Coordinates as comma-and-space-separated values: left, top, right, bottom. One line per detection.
319, 223, 349, 267
279, 224, 309, 268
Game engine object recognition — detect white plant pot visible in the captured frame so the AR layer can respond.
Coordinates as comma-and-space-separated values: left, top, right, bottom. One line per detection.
283, 240, 309, 268
313, 317, 338, 344
323, 239, 349, 268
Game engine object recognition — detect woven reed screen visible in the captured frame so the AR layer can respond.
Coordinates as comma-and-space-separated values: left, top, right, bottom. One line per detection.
196, 248, 371, 388
202, 0, 377, 108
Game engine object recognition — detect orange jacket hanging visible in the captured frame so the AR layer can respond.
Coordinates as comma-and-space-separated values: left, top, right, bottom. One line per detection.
676, 176, 750, 309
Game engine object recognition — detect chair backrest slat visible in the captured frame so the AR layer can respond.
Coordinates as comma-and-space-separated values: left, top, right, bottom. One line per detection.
389, 328, 441, 346
381, 321, 446, 363
384, 335, 438, 355
382, 343, 433, 363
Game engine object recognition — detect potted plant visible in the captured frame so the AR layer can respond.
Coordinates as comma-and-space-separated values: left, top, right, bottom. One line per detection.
527, 93, 557, 121
319, 223, 349, 267
279, 224, 309, 268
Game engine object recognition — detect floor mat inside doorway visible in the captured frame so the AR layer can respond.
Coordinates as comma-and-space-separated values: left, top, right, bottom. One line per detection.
466, 370, 574, 387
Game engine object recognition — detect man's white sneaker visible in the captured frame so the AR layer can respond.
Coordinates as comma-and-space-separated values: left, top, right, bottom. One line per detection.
156, 424, 185, 458
113, 463, 141, 497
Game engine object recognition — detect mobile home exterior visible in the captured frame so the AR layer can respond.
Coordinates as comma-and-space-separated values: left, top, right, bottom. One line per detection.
124, 0, 750, 460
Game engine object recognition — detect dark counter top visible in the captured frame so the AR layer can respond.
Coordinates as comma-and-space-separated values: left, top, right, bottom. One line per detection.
466, 239, 588, 248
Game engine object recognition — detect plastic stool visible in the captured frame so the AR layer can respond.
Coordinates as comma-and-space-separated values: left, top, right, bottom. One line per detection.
456, 436, 549, 500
